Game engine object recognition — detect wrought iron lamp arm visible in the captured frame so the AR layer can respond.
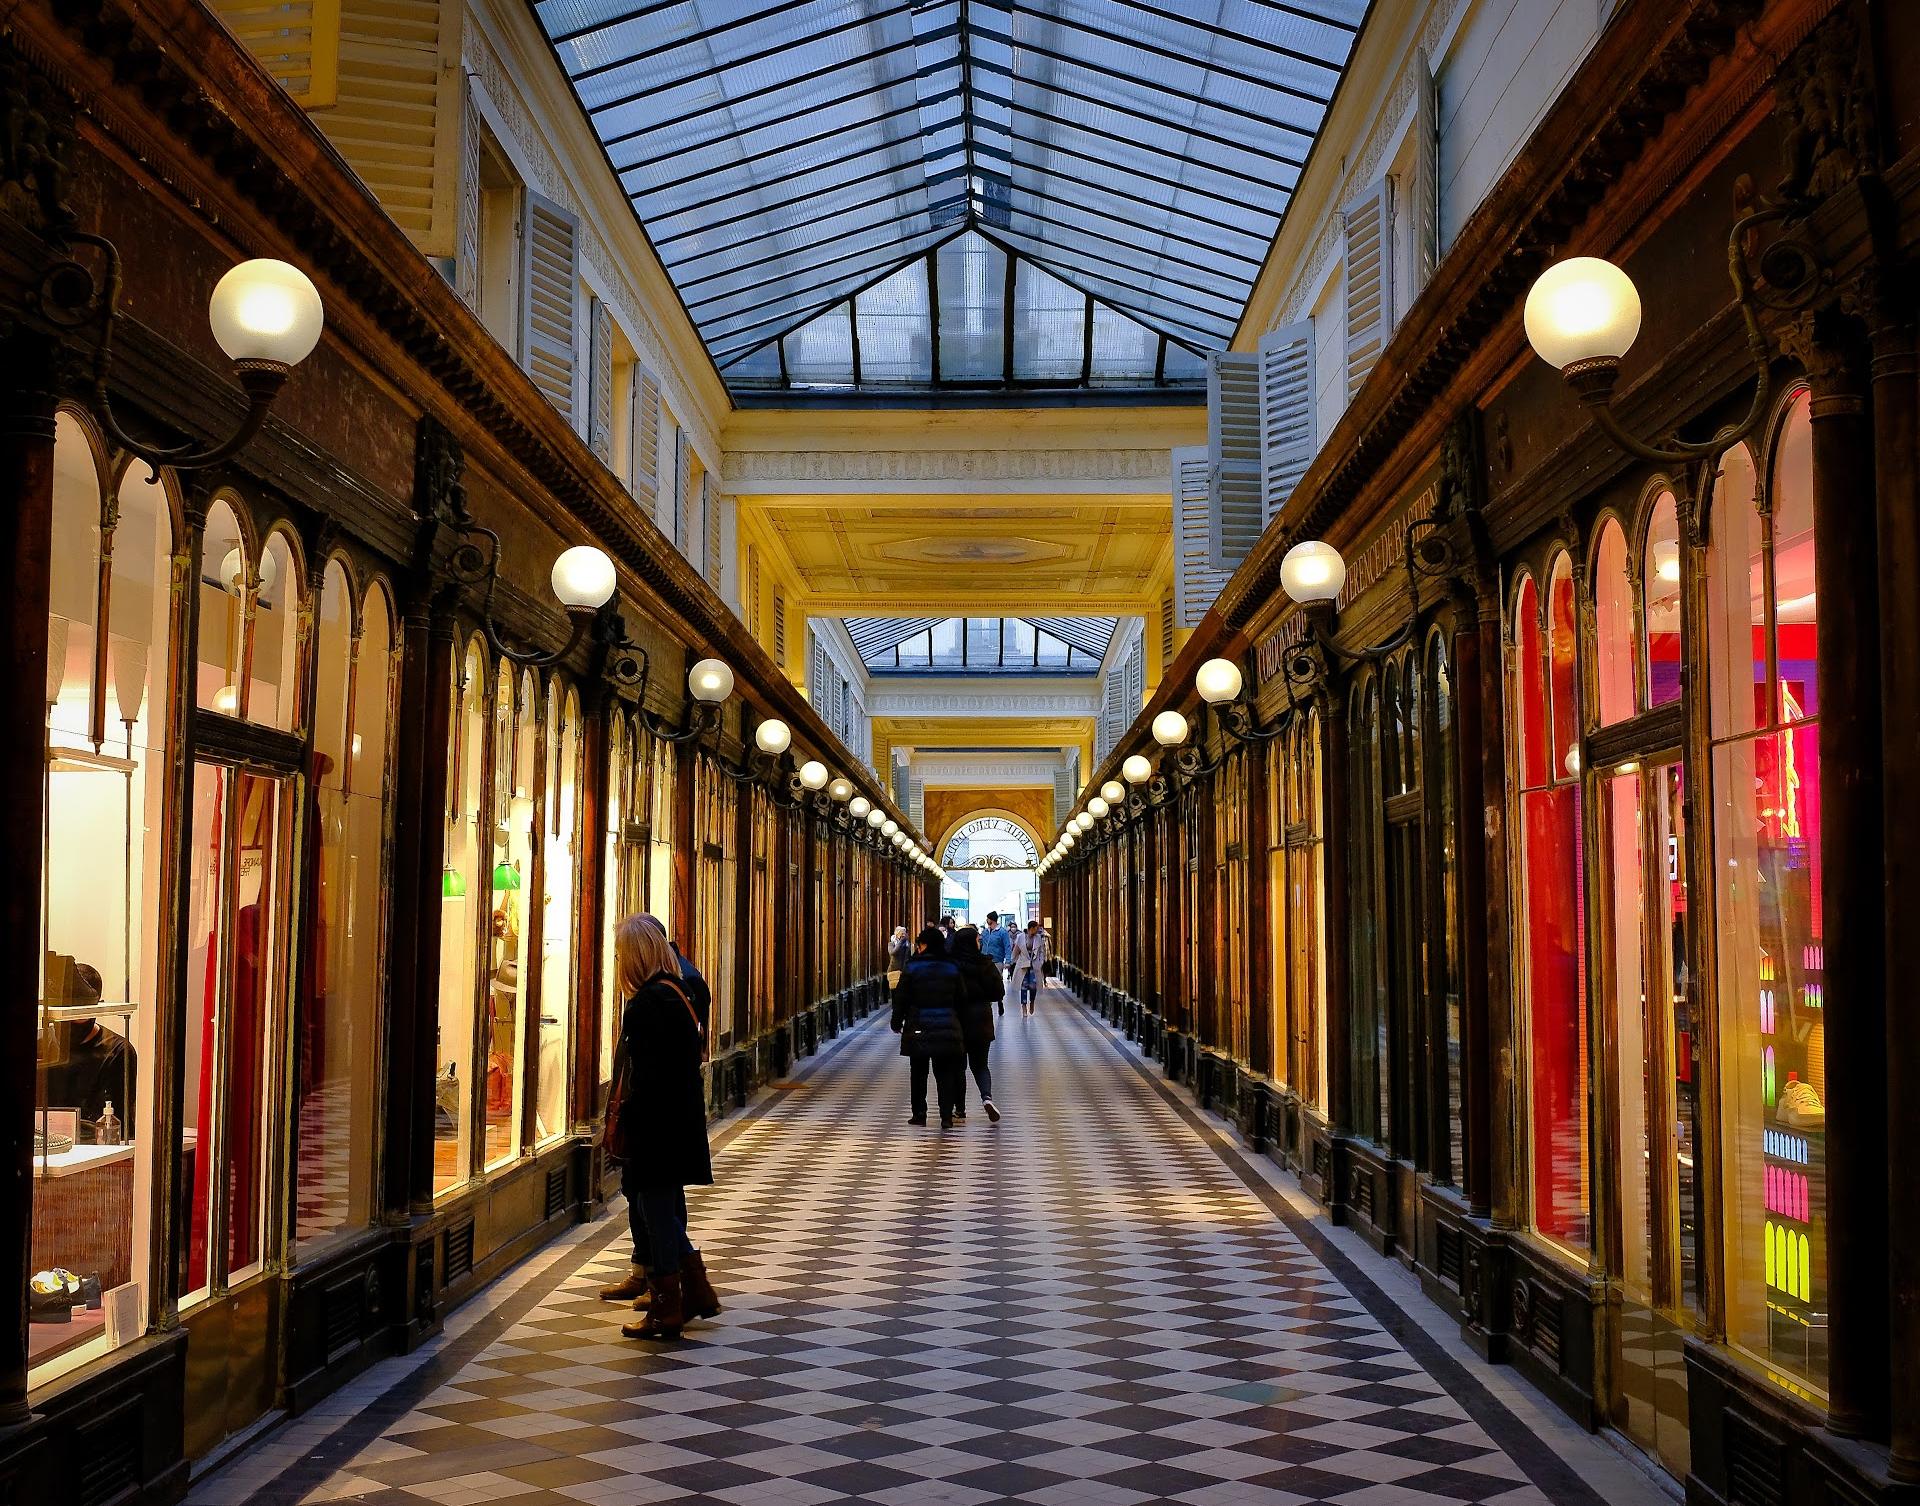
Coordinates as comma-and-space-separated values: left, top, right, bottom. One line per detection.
53, 232, 286, 473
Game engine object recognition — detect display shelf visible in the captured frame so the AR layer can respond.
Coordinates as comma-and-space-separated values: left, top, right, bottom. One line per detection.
40, 1000, 138, 1024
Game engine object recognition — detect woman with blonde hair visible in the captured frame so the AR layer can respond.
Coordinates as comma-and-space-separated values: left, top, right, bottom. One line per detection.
600, 913, 719, 1340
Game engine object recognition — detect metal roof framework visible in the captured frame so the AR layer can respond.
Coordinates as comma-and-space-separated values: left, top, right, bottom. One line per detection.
532, 0, 1367, 393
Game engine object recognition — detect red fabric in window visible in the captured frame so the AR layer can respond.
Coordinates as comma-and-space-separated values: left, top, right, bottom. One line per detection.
1525, 783, 1588, 1248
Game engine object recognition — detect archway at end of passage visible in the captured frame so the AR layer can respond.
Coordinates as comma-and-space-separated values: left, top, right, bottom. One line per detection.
935, 812, 1043, 927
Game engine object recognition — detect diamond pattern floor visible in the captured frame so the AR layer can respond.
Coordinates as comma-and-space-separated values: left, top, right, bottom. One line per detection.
189, 994, 1650, 1506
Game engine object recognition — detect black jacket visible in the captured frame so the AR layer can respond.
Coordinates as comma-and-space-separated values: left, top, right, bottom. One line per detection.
890, 956, 967, 1058
676, 951, 712, 1033
618, 974, 713, 1188
954, 953, 1003, 1048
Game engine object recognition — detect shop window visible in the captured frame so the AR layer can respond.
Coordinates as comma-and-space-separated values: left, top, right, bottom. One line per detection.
1644, 492, 1683, 708
748, 788, 776, 1038
1429, 636, 1464, 1186
1710, 388, 1827, 1391
250, 530, 301, 731
197, 500, 250, 716
536, 682, 580, 1145
1347, 681, 1387, 1144
1513, 565, 1590, 1251
648, 736, 676, 935
34, 421, 172, 1386
1270, 712, 1327, 1109
485, 663, 537, 1170
1594, 518, 1636, 726
297, 564, 395, 1253
1217, 749, 1249, 1062
435, 638, 487, 1196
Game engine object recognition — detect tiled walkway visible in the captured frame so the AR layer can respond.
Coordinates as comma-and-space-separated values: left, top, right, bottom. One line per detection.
190, 993, 1673, 1506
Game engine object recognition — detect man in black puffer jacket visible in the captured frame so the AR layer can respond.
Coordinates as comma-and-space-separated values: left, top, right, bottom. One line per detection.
890, 927, 969, 1128
948, 927, 1003, 1123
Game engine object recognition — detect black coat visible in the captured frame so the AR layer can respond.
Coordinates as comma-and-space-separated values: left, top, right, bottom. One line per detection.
954, 953, 1003, 1048
617, 974, 713, 1188
890, 956, 967, 1058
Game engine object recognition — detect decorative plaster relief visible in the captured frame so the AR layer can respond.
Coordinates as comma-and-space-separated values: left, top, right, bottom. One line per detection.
723, 450, 1173, 484
872, 536, 1074, 567
866, 690, 1101, 717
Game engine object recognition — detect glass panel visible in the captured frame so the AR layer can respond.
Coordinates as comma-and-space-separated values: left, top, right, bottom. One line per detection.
1644, 493, 1683, 709
965, 617, 999, 665
1004, 617, 1036, 663
435, 640, 486, 1196
1521, 781, 1588, 1250
853, 257, 932, 384
249, 532, 300, 731
1594, 519, 1636, 726
1772, 393, 1817, 725
782, 303, 856, 388
648, 739, 676, 932
936, 233, 1007, 380
1707, 443, 1764, 740
1606, 770, 1652, 1299
1548, 552, 1579, 781
485, 666, 536, 1170
34, 438, 167, 1386
536, 684, 579, 1144
297, 567, 389, 1252
930, 618, 963, 666
1012, 259, 1086, 381
1432, 644, 1463, 1186
198, 501, 247, 717
600, 714, 627, 1090
1348, 687, 1385, 1144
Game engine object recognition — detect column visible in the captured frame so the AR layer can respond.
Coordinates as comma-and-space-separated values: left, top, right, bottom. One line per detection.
0, 336, 59, 1425
1796, 312, 1887, 1441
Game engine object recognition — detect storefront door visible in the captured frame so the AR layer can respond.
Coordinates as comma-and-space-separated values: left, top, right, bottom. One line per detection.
179, 758, 299, 1460
1600, 756, 1695, 1477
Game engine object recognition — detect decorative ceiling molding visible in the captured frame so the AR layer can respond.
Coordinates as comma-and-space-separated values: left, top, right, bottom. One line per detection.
911, 755, 1070, 784
865, 687, 1100, 718
724, 448, 1174, 487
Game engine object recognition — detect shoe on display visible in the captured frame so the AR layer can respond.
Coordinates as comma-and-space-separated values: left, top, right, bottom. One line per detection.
1777, 1072, 1825, 1129
984, 1099, 1000, 1122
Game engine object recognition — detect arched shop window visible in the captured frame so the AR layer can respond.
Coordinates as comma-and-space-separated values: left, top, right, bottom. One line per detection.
536, 681, 580, 1145
1512, 559, 1590, 1252
1347, 678, 1386, 1145
34, 414, 175, 1385
484, 664, 538, 1171
436, 637, 488, 1196
1644, 492, 1684, 709
299, 562, 397, 1252
1708, 388, 1827, 1390
1594, 518, 1636, 727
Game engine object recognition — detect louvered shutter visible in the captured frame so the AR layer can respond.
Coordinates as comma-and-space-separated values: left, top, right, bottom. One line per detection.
206, 0, 341, 108
1160, 597, 1174, 668
629, 365, 661, 513
587, 297, 614, 462
1206, 352, 1262, 573
1258, 319, 1315, 527
672, 430, 693, 553
1343, 177, 1394, 401
1412, 53, 1441, 292
1101, 671, 1126, 760
1125, 642, 1145, 723
520, 191, 578, 420
452, 79, 481, 309
908, 773, 924, 829
746, 547, 762, 636
702, 475, 722, 587
1052, 767, 1074, 830
1172, 446, 1229, 629
315, 0, 460, 253
773, 594, 787, 666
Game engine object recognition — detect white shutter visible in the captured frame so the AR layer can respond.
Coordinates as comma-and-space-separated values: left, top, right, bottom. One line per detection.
587, 297, 614, 463
1101, 671, 1126, 760
1206, 351, 1263, 573
702, 473, 722, 587
520, 191, 578, 421
1172, 445, 1228, 629
1258, 319, 1315, 527
1343, 177, 1394, 401
672, 429, 692, 553
908, 773, 924, 829
1412, 53, 1441, 292
629, 365, 660, 511
1052, 767, 1074, 830
313, 0, 461, 253
1125, 641, 1145, 723
452, 79, 480, 309
206, 0, 342, 106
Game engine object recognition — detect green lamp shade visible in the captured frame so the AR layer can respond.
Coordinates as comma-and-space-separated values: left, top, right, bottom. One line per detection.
441, 867, 465, 899
492, 861, 521, 892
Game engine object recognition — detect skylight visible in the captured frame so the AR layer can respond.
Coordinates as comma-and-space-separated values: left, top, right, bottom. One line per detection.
531, 0, 1369, 394
848, 615, 1117, 673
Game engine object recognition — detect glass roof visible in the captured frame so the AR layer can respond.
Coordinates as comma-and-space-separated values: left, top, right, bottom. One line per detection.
532, 0, 1368, 393
849, 615, 1116, 673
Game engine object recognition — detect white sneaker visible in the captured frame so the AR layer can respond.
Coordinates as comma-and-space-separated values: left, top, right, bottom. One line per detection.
984, 1099, 1001, 1122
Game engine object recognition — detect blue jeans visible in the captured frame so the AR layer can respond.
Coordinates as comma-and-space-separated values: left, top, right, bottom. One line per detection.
623, 1160, 694, 1274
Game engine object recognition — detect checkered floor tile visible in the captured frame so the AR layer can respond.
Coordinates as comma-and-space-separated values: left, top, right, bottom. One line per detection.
191, 992, 1640, 1506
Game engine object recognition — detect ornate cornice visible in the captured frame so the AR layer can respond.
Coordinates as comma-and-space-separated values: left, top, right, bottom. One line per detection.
723, 448, 1173, 487
866, 687, 1101, 718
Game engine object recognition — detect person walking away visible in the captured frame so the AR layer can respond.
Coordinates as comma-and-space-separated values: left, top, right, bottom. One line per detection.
607, 914, 721, 1340
949, 926, 1003, 1122
980, 912, 1012, 1012
890, 927, 968, 1128
1014, 920, 1051, 1015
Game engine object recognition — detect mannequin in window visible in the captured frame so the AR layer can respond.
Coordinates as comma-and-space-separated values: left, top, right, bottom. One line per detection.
42, 962, 136, 1142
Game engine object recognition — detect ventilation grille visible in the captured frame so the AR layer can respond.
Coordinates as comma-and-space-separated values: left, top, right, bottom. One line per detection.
1531, 1289, 1563, 1366
1725, 1411, 1787, 1506
324, 1273, 364, 1361
443, 1219, 475, 1284
1311, 1140, 1331, 1184
1436, 1224, 1462, 1289
772, 595, 787, 665
1351, 1169, 1375, 1225
75, 1398, 141, 1506
546, 1167, 568, 1220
